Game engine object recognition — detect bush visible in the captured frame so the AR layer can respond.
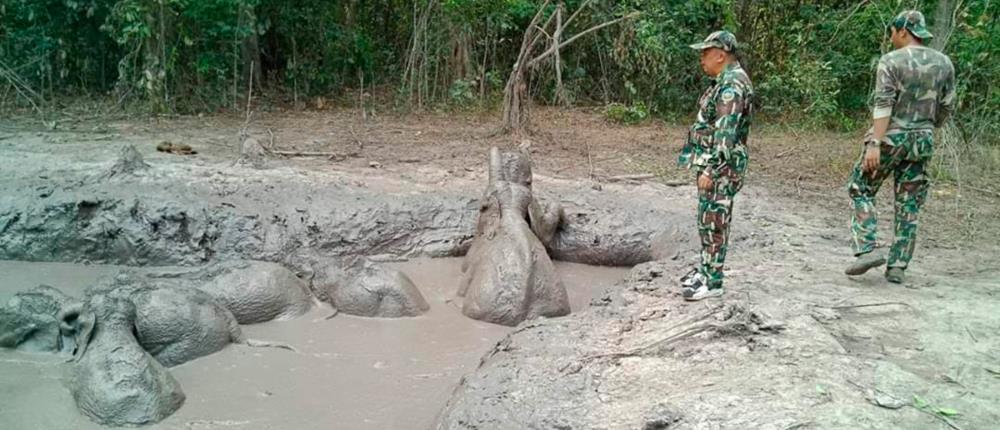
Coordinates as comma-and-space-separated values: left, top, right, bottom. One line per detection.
604, 102, 649, 125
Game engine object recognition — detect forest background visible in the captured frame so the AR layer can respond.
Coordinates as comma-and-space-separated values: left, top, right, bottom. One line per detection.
0, 1, 996, 164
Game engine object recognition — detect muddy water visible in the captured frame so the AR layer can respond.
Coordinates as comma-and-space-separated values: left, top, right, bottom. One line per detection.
0, 258, 628, 430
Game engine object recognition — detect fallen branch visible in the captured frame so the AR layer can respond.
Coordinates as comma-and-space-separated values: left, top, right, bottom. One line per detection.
272, 150, 344, 157
965, 326, 978, 343
566, 308, 721, 367
822, 302, 913, 311
605, 173, 655, 182
963, 184, 1000, 199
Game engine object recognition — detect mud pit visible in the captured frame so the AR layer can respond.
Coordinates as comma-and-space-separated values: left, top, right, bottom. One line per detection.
2, 111, 999, 430
0, 259, 628, 429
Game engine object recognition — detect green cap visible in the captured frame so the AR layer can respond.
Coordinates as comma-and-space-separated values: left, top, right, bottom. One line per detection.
689, 30, 738, 53
892, 10, 933, 40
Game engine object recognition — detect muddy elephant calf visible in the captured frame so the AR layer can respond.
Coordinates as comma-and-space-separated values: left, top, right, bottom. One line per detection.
147, 260, 314, 324
0, 285, 75, 353
64, 294, 185, 427
458, 147, 569, 326
286, 253, 429, 318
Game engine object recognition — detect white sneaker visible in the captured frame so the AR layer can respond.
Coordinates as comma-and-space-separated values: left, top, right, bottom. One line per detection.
682, 272, 724, 301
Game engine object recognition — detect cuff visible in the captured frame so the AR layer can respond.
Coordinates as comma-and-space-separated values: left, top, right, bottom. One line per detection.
701, 165, 722, 180
873, 106, 892, 119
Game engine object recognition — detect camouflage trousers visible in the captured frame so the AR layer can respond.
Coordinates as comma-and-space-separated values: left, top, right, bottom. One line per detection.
697, 166, 743, 289
847, 133, 931, 269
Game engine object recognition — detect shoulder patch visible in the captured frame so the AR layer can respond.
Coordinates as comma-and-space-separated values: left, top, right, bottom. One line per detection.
720, 89, 736, 103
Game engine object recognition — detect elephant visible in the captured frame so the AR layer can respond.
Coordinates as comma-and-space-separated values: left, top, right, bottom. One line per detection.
286, 252, 429, 318
146, 260, 315, 324
457, 146, 570, 326
62, 293, 185, 427
0, 285, 76, 353
81, 272, 296, 367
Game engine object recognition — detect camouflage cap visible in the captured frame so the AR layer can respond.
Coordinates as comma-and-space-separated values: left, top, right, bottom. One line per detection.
689, 30, 738, 53
892, 10, 934, 40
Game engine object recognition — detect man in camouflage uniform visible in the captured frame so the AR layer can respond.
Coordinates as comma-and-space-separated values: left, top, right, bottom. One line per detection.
678, 31, 754, 301
845, 10, 955, 283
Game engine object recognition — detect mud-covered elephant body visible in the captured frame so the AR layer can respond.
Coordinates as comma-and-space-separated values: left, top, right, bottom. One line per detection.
129, 284, 247, 367
0, 285, 76, 353
458, 147, 569, 326
287, 252, 429, 318
66, 294, 185, 427
146, 260, 314, 324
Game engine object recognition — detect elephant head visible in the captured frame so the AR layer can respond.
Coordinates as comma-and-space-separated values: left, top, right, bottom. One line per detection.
459, 147, 570, 326
58, 302, 96, 362
65, 294, 185, 426
0, 285, 77, 353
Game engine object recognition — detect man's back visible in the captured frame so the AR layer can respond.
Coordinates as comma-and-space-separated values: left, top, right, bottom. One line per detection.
875, 45, 956, 133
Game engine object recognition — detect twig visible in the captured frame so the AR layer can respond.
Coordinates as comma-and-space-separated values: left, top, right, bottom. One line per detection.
604, 173, 655, 182
965, 326, 978, 343
586, 141, 594, 180
963, 184, 1000, 199
819, 302, 913, 311
572, 308, 721, 364
239, 61, 255, 141
272, 150, 342, 157
774, 148, 795, 159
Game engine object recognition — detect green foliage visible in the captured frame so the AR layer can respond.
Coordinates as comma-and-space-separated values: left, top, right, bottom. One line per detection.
948, 0, 999, 146
0, 0, 996, 153
912, 394, 961, 418
604, 102, 649, 125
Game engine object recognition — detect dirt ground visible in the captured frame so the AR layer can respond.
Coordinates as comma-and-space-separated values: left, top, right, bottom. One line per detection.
1, 107, 998, 429
7, 105, 994, 248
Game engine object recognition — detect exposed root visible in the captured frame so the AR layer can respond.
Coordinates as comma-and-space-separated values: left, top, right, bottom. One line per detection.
563, 304, 785, 373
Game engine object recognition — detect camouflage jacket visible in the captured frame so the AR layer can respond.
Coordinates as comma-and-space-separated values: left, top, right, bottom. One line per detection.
679, 63, 754, 179
873, 45, 956, 134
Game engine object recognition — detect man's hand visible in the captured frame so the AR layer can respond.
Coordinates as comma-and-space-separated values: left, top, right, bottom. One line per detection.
697, 174, 713, 192
862, 146, 880, 176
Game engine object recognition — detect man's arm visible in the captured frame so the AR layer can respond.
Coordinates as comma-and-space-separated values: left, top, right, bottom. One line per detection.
703, 85, 745, 180
862, 58, 896, 174
870, 58, 896, 143
935, 60, 957, 128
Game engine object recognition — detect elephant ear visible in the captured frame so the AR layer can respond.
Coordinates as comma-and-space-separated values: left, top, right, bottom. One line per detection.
58, 303, 96, 362
529, 198, 563, 247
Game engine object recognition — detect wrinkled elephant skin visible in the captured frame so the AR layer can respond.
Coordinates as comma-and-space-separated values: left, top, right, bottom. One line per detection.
67, 294, 185, 426
459, 147, 570, 326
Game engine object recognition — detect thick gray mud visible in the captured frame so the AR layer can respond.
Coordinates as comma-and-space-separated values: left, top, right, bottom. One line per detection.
0, 258, 627, 430
0, 136, 687, 267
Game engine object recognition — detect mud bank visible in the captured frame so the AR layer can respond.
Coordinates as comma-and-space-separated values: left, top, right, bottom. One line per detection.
0, 258, 629, 430
436, 252, 1000, 429
0, 146, 689, 267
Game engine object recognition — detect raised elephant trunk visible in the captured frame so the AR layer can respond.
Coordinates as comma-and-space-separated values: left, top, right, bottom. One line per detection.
458, 146, 569, 326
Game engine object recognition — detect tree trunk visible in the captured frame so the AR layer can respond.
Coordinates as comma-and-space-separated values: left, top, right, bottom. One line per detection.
931, 0, 957, 50
240, 4, 263, 93
144, 0, 167, 114
498, 0, 632, 135
553, 3, 566, 106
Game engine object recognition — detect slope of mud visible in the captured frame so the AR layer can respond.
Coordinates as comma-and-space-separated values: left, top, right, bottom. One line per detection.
0, 136, 692, 266
436, 210, 1000, 429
